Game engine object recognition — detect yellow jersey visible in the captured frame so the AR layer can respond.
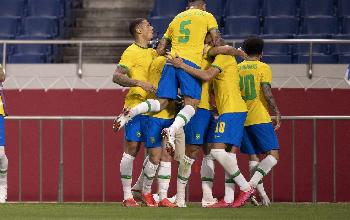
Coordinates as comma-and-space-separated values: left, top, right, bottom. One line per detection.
238, 60, 272, 126
147, 56, 176, 119
198, 45, 214, 110
164, 8, 218, 66
211, 55, 247, 115
118, 43, 158, 108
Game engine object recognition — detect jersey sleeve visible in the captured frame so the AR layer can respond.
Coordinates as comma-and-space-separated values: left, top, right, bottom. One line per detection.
211, 55, 226, 72
260, 64, 272, 85
118, 50, 134, 72
206, 13, 219, 32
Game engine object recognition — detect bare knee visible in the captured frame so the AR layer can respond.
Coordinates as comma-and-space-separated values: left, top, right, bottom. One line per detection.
185, 145, 200, 160
268, 150, 279, 161
124, 141, 140, 157
148, 148, 162, 165
183, 96, 199, 110
158, 98, 169, 110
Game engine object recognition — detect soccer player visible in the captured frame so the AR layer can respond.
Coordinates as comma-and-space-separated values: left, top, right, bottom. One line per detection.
114, 0, 220, 155
167, 38, 254, 208
0, 64, 7, 203
239, 37, 281, 206
112, 18, 157, 207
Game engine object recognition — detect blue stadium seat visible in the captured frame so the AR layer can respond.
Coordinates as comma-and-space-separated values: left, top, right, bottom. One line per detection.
22, 17, 59, 38
0, 0, 25, 17
342, 17, 350, 34
0, 17, 20, 38
262, 17, 299, 37
206, 0, 225, 17
300, 0, 335, 16
338, 54, 350, 63
149, 16, 173, 39
14, 36, 52, 55
27, 0, 64, 18
296, 54, 338, 64
262, 36, 292, 55
150, 0, 187, 17
300, 17, 338, 36
225, 0, 261, 16
262, 55, 293, 63
294, 35, 331, 55
223, 16, 261, 38
333, 35, 350, 55
8, 54, 48, 63
262, 0, 298, 17
338, 0, 350, 17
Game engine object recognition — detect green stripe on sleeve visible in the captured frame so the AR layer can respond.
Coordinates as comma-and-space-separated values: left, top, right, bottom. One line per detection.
118, 64, 130, 71
261, 82, 271, 86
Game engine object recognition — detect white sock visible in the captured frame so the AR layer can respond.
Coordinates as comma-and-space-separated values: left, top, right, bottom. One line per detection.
132, 155, 149, 191
201, 154, 215, 201
249, 160, 267, 196
177, 155, 195, 200
158, 161, 171, 200
210, 149, 250, 192
224, 171, 235, 203
130, 99, 160, 117
142, 158, 159, 194
250, 155, 278, 188
169, 105, 195, 134
120, 152, 134, 200
0, 146, 8, 185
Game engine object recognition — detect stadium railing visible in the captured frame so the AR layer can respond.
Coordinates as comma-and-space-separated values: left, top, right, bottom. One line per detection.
6, 115, 350, 203
1, 39, 350, 79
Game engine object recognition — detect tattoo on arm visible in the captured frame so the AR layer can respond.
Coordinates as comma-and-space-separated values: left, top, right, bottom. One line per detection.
262, 83, 280, 115
112, 66, 139, 87
0, 68, 5, 82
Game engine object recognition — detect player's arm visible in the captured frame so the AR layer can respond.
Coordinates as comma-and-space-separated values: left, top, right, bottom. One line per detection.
156, 38, 169, 56
112, 66, 156, 93
209, 29, 221, 47
208, 46, 247, 60
0, 65, 5, 82
262, 83, 281, 130
166, 55, 219, 81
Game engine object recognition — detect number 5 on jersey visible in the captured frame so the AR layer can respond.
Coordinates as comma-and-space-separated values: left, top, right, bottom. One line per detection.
178, 20, 191, 43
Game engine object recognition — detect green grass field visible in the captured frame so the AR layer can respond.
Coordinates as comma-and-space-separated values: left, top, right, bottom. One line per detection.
0, 203, 349, 220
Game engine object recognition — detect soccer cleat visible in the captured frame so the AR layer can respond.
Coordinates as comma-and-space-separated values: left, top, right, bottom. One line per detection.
174, 194, 187, 208
158, 198, 176, 208
161, 128, 176, 157
231, 188, 255, 208
122, 198, 140, 207
260, 194, 271, 206
113, 108, 132, 132
201, 197, 218, 207
142, 193, 158, 207
207, 199, 231, 208
131, 189, 142, 202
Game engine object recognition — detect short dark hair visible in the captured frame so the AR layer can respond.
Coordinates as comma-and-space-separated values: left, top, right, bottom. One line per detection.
129, 18, 146, 38
242, 37, 264, 56
188, 0, 205, 5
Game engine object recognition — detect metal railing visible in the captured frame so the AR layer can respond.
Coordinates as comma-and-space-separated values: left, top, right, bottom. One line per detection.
1, 39, 350, 79
5, 115, 350, 203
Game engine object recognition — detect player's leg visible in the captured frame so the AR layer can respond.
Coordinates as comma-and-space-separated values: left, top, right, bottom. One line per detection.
201, 146, 217, 207
0, 116, 7, 203
131, 154, 148, 201
157, 146, 175, 207
248, 155, 270, 206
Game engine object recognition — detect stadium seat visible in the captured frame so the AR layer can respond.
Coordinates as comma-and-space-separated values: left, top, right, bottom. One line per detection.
338, 54, 350, 63
223, 16, 261, 38
262, 36, 292, 55
8, 54, 48, 63
14, 36, 52, 55
206, 0, 225, 17
262, 55, 293, 63
262, 17, 299, 37
0, 0, 25, 17
342, 17, 350, 34
0, 17, 20, 38
150, 0, 187, 17
262, 0, 298, 17
300, 17, 338, 36
338, 0, 350, 17
300, 0, 335, 17
225, 0, 261, 17
149, 16, 173, 39
296, 54, 338, 64
294, 35, 331, 55
27, 0, 64, 18
333, 35, 350, 55
22, 17, 59, 38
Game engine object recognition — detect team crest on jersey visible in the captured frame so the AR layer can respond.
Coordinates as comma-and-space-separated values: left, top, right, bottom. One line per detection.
196, 133, 201, 140
150, 137, 155, 144
136, 131, 141, 137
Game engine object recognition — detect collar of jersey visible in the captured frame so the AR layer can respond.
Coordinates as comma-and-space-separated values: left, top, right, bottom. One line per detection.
134, 43, 148, 49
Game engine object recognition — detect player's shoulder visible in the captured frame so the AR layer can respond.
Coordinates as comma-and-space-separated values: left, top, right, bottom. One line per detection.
257, 61, 272, 72
122, 44, 137, 55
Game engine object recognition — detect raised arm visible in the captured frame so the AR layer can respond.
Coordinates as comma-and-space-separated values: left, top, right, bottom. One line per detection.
209, 29, 221, 47
156, 38, 169, 56
112, 66, 156, 93
262, 83, 281, 130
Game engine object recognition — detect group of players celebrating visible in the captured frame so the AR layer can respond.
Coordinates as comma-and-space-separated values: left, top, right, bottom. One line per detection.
112, 0, 281, 208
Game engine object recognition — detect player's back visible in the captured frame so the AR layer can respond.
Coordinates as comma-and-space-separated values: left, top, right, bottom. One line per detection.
211, 55, 247, 115
238, 60, 272, 126
165, 8, 218, 66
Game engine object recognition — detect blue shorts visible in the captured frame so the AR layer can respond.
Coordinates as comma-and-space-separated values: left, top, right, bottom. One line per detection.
124, 114, 148, 142
144, 117, 174, 148
207, 112, 247, 146
184, 108, 215, 145
0, 116, 5, 146
240, 123, 279, 155
156, 59, 202, 100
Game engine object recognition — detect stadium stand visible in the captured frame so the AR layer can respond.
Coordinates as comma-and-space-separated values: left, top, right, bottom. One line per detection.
300, 0, 336, 17
262, 0, 298, 17
338, 0, 350, 17
0, 0, 25, 17
150, 0, 187, 17
224, 0, 261, 17
223, 16, 261, 38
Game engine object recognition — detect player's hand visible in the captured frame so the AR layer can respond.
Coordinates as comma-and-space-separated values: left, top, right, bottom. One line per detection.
237, 47, 248, 60
137, 80, 156, 93
166, 52, 183, 68
274, 112, 282, 131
